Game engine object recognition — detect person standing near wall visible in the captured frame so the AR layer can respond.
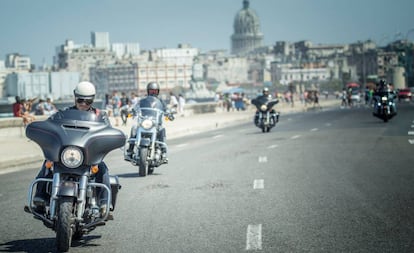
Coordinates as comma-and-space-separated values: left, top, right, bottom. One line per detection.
178, 94, 186, 117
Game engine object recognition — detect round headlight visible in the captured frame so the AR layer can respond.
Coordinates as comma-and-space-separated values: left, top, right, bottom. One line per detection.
260, 105, 267, 111
61, 146, 83, 168
381, 96, 388, 101
141, 118, 154, 129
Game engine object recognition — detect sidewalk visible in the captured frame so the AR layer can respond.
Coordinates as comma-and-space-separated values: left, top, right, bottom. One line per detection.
0, 99, 340, 171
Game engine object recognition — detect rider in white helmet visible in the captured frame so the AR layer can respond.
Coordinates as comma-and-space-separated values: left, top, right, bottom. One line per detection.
33, 81, 112, 217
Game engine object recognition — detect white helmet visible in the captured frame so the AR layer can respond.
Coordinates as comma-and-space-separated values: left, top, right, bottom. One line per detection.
74, 81, 96, 98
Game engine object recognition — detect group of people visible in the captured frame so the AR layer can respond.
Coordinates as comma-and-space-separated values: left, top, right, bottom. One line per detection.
12, 96, 57, 126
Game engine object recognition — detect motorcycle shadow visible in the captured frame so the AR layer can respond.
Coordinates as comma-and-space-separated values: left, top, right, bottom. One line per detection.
116, 172, 163, 178
0, 235, 102, 253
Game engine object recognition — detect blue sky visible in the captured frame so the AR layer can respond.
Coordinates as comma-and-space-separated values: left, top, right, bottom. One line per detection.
2, 0, 414, 66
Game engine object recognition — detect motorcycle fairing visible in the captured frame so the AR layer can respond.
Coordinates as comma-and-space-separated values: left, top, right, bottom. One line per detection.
26, 110, 126, 165
251, 96, 279, 112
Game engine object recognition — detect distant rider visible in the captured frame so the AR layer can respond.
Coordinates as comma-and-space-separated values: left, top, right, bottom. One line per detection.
252, 87, 279, 126
372, 79, 397, 115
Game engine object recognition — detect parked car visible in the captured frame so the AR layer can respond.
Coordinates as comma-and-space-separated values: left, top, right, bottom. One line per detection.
398, 88, 412, 101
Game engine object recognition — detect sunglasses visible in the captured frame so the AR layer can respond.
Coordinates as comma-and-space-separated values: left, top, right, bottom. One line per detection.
76, 98, 94, 105
148, 89, 159, 95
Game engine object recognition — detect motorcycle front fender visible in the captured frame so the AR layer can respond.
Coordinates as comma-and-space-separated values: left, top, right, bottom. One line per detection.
57, 181, 78, 197
140, 138, 151, 147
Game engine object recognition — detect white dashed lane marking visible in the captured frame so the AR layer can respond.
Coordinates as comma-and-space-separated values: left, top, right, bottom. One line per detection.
267, 144, 278, 149
310, 128, 318, 132
246, 224, 262, 250
291, 135, 301, 139
409, 131, 414, 135
258, 156, 267, 163
213, 134, 223, 139
253, 179, 264, 189
409, 139, 414, 144
174, 143, 188, 148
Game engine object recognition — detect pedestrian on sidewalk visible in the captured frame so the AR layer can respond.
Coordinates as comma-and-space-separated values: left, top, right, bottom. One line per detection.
169, 92, 178, 110
178, 94, 186, 117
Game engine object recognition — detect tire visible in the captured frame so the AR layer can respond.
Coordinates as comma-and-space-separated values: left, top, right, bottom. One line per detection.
139, 147, 149, 177
56, 197, 75, 252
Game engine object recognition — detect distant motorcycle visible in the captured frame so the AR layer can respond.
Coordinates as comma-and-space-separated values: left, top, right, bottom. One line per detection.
124, 96, 175, 176
251, 96, 280, 132
24, 110, 125, 252
373, 93, 397, 122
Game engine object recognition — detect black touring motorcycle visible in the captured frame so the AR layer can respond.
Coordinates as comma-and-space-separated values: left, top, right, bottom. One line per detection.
251, 96, 280, 132
24, 110, 126, 252
124, 96, 175, 176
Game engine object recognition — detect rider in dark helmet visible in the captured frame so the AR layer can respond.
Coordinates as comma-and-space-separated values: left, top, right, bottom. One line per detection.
126, 82, 172, 163
253, 87, 279, 125
147, 82, 161, 97
373, 78, 397, 115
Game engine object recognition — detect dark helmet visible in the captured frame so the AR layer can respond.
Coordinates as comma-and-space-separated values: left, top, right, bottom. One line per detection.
378, 79, 387, 88
147, 82, 160, 97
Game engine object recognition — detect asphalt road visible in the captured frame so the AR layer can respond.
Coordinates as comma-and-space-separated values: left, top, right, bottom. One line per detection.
1, 102, 414, 252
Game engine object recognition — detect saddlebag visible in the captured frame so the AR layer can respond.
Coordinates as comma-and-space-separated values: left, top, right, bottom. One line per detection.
109, 175, 121, 211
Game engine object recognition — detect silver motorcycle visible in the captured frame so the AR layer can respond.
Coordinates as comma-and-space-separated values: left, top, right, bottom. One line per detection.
124, 96, 174, 176
24, 110, 126, 252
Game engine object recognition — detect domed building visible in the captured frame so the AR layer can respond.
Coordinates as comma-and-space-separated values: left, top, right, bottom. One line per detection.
231, 0, 264, 55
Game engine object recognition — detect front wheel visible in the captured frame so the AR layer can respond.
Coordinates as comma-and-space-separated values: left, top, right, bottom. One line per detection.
56, 197, 75, 252
139, 147, 149, 177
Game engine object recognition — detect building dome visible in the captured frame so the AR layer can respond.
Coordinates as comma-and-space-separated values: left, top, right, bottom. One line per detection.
231, 0, 264, 55
233, 0, 261, 35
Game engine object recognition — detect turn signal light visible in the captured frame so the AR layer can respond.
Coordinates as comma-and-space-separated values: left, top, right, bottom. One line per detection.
91, 165, 99, 174
45, 161, 53, 169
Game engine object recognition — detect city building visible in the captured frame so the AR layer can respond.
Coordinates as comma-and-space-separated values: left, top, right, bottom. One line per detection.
136, 61, 193, 94
5, 53, 31, 70
55, 39, 116, 81
91, 32, 110, 50
5, 71, 80, 100
231, 0, 263, 55
89, 63, 138, 99
153, 44, 199, 65
112, 43, 140, 59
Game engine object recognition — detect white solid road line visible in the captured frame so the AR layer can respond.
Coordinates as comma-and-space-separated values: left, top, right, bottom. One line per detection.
246, 224, 263, 250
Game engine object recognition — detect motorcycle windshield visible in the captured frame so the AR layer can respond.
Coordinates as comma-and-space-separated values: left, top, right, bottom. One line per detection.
136, 96, 165, 119
251, 96, 278, 111
26, 110, 126, 165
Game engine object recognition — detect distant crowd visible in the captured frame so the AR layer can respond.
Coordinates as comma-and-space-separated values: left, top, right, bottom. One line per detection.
12, 96, 58, 126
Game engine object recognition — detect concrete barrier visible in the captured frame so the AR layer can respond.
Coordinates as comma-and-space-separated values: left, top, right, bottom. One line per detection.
0, 102, 220, 138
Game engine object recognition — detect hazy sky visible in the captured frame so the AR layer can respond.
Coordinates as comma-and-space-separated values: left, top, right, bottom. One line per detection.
2, 0, 414, 66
